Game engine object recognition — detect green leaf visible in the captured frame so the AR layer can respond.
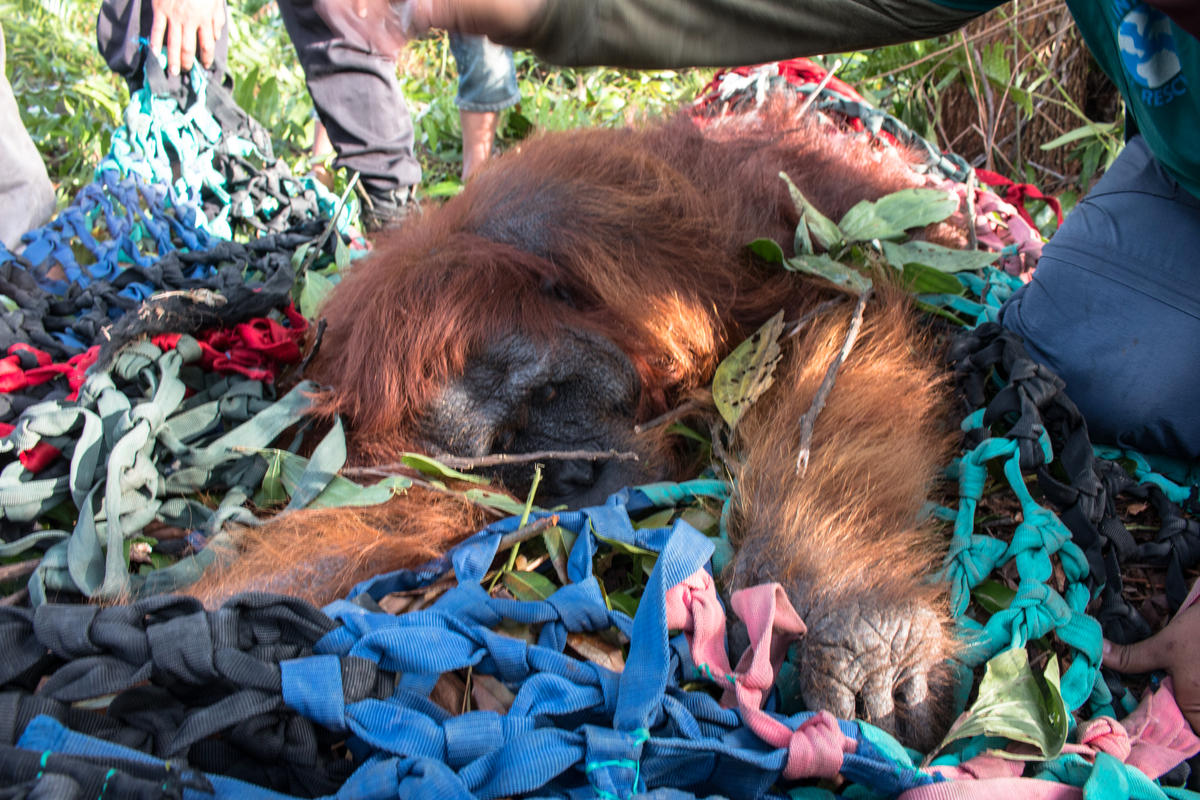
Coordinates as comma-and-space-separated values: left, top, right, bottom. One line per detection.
634, 508, 675, 530
543, 525, 578, 584
679, 506, 719, 536
914, 300, 969, 327
608, 590, 640, 617
972, 579, 1016, 615
250, 448, 411, 509
462, 488, 527, 517
400, 453, 490, 484
254, 450, 289, 507
932, 647, 1068, 761
594, 532, 659, 559
901, 262, 965, 295
879, 240, 999, 273
333, 233, 350, 272
838, 188, 959, 243
747, 237, 786, 264
290, 242, 311, 272
503, 569, 558, 601
711, 310, 786, 431
780, 172, 842, 252
784, 254, 873, 294
298, 270, 335, 318
423, 180, 464, 199
1040, 121, 1120, 151
664, 422, 710, 446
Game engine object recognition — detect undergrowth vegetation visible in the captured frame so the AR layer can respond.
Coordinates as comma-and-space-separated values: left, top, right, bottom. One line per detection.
5, 0, 1120, 215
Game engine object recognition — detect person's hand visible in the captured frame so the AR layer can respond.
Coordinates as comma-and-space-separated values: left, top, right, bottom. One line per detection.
1104, 602, 1200, 732
149, 0, 226, 76
314, 0, 544, 57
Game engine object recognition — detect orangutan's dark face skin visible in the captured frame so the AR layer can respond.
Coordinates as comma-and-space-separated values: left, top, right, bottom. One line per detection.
420, 328, 651, 507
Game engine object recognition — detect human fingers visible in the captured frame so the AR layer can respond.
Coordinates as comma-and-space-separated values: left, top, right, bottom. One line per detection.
1103, 633, 1173, 676
149, 0, 169, 61
196, 17, 215, 70
167, 13, 184, 75
212, 0, 225, 37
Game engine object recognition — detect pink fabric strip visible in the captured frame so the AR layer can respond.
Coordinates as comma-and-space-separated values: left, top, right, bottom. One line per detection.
899, 777, 1082, 800
664, 570, 856, 780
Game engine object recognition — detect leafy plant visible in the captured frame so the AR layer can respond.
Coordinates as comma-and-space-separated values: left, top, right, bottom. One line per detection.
929, 647, 1069, 763
3, 0, 128, 201
755, 176, 996, 302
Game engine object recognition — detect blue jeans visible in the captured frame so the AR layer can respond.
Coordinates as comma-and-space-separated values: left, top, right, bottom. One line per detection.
448, 33, 520, 112
999, 135, 1200, 459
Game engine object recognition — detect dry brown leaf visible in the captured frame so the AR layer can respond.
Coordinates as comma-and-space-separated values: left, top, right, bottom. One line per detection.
567, 632, 626, 673
430, 673, 468, 715
471, 674, 516, 713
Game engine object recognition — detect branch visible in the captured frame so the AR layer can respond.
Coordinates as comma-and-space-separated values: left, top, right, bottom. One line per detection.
634, 399, 706, 434
413, 449, 639, 470
795, 288, 872, 475
0, 558, 39, 583
795, 57, 844, 120
786, 297, 848, 339
497, 514, 560, 553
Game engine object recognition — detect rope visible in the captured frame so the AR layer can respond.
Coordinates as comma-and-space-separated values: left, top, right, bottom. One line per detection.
0, 48, 360, 603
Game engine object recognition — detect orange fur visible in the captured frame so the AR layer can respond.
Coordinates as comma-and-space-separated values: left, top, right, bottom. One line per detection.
725, 287, 957, 746
189, 94, 962, 623
191, 490, 488, 607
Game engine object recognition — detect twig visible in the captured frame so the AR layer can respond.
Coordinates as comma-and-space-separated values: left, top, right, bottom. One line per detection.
634, 399, 705, 434
353, 449, 640, 473
0, 588, 29, 607
298, 171, 360, 277
296, 317, 327, 375
794, 58, 843, 120
489, 465, 543, 591
966, 167, 979, 252
0, 558, 39, 583
862, 1, 1061, 83
959, 30, 992, 173
786, 297, 848, 339
496, 514, 560, 553
795, 288, 873, 475
709, 417, 738, 479
326, 462, 511, 518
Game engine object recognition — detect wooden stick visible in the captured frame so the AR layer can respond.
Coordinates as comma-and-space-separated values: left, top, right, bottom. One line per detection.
794, 58, 844, 120
347, 449, 639, 475
634, 399, 705, 434
497, 514, 560, 554
795, 288, 873, 475
0, 558, 39, 583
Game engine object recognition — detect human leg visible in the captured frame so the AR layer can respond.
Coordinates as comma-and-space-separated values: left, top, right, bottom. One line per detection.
998, 136, 1200, 459
276, 0, 420, 229
448, 33, 518, 180
0, 23, 56, 251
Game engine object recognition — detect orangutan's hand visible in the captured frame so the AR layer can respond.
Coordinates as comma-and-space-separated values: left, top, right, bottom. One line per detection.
1104, 601, 1200, 733
314, 0, 544, 56
149, 0, 225, 75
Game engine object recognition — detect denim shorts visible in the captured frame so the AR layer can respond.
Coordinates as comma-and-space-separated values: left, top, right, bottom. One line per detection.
998, 135, 1200, 459
448, 33, 520, 113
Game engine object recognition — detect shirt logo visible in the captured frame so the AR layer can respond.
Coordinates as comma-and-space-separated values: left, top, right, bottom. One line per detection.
1117, 4, 1187, 106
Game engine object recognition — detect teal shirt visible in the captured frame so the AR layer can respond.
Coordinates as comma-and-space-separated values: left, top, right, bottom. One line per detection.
936, 0, 1200, 198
